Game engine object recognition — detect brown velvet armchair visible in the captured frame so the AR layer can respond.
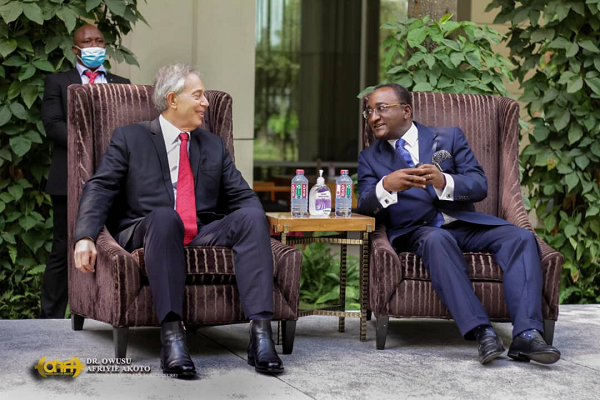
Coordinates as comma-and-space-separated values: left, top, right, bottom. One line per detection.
361, 92, 562, 349
67, 84, 302, 357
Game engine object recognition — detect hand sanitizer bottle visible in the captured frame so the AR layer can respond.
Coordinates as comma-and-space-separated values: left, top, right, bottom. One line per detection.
309, 169, 332, 217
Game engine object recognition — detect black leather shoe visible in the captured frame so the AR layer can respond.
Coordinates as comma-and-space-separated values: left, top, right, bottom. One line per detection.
477, 330, 505, 365
508, 331, 561, 364
247, 320, 284, 374
160, 321, 196, 378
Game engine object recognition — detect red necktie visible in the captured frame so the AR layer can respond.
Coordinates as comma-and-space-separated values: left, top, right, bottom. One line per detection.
83, 71, 100, 84
176, 132, 197, 245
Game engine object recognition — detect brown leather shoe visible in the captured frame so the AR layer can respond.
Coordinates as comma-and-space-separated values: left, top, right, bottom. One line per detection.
160, 321, 196, 378
247, 320, 284, 374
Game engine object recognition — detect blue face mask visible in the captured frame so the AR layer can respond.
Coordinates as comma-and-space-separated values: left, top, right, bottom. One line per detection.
75, 46, 106, 68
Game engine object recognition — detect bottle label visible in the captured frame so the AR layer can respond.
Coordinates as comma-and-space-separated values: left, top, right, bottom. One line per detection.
314, 189, 331, 213
336, 184, 352, 199
291, 183, 307, 199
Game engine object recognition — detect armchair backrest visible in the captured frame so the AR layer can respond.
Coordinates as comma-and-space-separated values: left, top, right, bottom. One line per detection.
67, 83, 234, 242
361, 92, 520, 218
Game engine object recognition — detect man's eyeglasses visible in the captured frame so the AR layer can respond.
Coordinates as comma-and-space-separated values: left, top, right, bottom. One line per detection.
363, 103, 407, 119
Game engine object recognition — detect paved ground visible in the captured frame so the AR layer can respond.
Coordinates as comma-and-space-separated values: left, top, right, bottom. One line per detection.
1, 304, 599, 400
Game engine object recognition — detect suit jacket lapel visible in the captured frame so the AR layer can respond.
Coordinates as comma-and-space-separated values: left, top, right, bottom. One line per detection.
416, 122, 441, 199
189, 128, 203, 189
67, 68, 82, 85
149, 118, 175, 205
416, 121, 438, 167
374, 139, 410, 172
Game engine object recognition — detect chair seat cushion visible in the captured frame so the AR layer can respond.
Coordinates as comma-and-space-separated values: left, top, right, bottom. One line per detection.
132, 246, 237, 285
399, 252, 503, 281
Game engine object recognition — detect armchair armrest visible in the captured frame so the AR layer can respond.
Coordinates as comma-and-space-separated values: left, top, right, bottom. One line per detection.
69, 227, 140, 326
270, 239, 302, 319
369, 225, 402, 315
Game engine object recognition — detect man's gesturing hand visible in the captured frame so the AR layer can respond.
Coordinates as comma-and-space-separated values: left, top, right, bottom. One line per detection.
383, 168, 428, 192
74, 238, 97, 273
416, 164, 446, 190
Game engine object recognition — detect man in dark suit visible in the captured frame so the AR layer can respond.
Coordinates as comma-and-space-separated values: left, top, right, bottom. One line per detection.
72, 63, 283, 378
40, 24, 130, 319
358, 83, 561, 365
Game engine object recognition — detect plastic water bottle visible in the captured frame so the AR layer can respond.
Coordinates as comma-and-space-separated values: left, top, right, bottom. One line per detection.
335, 169, 352, 218
291, 169, 309, 218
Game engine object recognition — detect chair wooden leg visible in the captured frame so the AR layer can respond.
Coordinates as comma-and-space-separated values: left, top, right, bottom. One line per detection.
276, 320, 282, 345
543, 319, 555, 345
281, 320, 296, 355
71, 314, 84, 331
113, 327, 129, 358
376, 316, 389, 350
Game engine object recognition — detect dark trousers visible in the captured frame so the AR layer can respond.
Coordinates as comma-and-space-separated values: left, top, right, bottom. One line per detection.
116, 207, 274, 323
403, 221, 544, 338
40, 195, 68, 318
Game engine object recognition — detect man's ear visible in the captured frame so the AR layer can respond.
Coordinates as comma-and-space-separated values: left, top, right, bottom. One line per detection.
166, 92, 178, 109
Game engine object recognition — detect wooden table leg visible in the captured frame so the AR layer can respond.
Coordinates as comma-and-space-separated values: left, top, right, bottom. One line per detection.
338, 233, 347, 332
360, 231, 369, 341
278, 232, 287, 344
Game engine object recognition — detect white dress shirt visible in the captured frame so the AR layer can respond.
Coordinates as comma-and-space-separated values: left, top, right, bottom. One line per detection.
76, 63, 108, 84
159, 115, 191, 206
375, 122, 457, 225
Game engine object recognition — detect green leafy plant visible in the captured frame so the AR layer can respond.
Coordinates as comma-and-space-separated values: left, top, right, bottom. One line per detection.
487, 0, 600, 303
362, 13, 514, 96
299, 241, 360, 311
0, 0, 145, 318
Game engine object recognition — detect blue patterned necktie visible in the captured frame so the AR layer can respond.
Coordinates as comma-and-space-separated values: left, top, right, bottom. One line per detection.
429, 211, 445, 227
395, 138, 415, 167
395, 139, 444, 227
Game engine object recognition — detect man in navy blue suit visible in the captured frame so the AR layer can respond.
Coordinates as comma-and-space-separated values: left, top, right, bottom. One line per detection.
358, 83, 561, 365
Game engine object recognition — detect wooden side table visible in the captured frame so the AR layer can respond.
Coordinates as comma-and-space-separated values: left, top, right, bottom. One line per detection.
266, 212, 375, 341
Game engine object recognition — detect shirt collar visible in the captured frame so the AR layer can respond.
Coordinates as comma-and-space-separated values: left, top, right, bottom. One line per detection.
159, 115, 190, 145
76, 62, 107, 77
388, 122, 418, 149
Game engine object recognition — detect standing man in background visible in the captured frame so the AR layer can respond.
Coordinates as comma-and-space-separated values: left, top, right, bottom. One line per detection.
40, 24, 130, 318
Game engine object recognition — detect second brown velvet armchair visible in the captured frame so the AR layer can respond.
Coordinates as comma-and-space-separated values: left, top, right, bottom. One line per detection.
361, 91, 563, 350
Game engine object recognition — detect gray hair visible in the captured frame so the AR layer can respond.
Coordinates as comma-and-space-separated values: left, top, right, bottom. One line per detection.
152, 63, 202, 112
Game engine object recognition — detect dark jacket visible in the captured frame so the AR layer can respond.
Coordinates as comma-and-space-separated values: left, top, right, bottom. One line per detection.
357, 121, 508, 245
42, 68, 130, 195
74, 117, 263, 246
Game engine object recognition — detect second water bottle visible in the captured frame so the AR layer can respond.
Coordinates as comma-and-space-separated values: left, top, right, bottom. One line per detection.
335, 169, 352, 217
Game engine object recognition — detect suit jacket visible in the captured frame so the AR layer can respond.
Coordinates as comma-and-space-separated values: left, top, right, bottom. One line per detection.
42, 68, 130, 195
357, 121, 508, 245
74, 117, 263, 246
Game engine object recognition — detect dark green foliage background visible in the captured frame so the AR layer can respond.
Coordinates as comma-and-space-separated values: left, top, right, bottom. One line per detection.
299, 240, 360, 311
361, 13, 514, 97
0, 0, 144, 318
488, 0, 600, 303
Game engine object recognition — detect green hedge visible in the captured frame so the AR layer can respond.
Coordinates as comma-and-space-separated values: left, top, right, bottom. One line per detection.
487, 0, 600, 303
0, 0, 144, 318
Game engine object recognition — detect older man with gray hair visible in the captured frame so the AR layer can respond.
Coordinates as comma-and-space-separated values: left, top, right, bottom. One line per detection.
73, 63, 283, 378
